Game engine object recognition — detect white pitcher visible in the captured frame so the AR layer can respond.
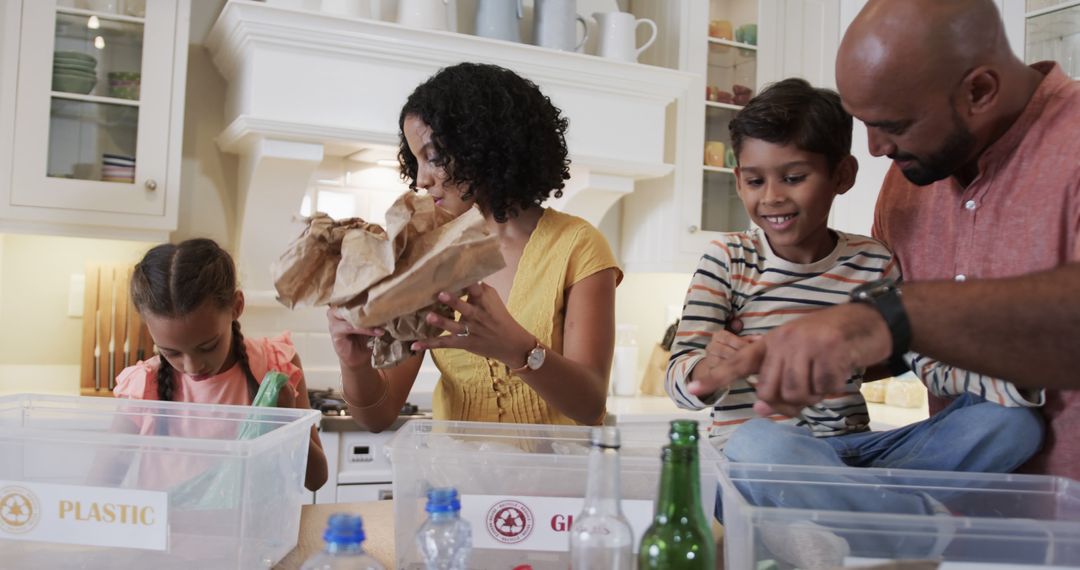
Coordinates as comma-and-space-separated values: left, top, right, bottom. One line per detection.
534, 0, 588, 52
397, 0, 457, 32
592, 11, 656, 63
475, 0, 523, 43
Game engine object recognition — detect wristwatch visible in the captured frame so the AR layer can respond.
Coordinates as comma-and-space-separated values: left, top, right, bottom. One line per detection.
509, 339, 546, 374
849, 278, 912, 359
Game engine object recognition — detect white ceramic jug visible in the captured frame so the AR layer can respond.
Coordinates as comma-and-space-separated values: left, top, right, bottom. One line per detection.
397, 0, 457, 32
475, 0, 523, 42
592, 11, 656, 63
534, 0, 588, 52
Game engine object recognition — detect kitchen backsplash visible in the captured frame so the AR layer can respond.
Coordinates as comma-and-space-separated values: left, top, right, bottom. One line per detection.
0, 230, 694, 401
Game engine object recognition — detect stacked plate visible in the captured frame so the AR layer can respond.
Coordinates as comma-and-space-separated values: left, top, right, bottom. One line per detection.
102, 154, 135, 183
53, 51, 98, 95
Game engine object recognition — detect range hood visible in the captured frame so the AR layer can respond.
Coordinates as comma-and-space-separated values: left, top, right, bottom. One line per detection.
206, 1, 693, 297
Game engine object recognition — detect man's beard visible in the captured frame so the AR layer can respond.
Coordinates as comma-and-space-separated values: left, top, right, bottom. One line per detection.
893, 114, 977, 186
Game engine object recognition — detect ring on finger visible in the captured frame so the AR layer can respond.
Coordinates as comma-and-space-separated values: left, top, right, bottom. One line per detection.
455, 323, 471, 337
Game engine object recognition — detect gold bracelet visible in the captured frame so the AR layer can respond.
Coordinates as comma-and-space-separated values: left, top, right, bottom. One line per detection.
339, 376, 389, 410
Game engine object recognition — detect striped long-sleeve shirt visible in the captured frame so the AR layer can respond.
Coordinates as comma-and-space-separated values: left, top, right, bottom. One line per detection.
666, 229, 1041, 447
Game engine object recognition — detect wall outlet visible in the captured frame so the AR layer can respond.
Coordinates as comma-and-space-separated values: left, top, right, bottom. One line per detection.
68, 274, 85, 318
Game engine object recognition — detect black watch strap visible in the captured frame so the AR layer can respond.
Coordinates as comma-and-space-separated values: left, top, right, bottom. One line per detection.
850, 279, 912, 359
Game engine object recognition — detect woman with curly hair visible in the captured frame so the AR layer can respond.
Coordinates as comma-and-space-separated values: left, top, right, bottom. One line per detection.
329, 63, 622, 429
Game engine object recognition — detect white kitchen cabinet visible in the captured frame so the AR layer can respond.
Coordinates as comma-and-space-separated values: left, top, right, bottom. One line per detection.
621, 0, 840, 272
1020, 0, 1080, 74
0, 0, 189, 240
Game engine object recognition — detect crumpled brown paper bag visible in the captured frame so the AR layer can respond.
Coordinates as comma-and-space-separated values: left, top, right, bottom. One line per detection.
272, 192, 505, 368
272, 214, 385, 308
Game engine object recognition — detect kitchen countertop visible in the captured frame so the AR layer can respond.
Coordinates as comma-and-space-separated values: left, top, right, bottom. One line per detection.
606, 394, 713, 424
319, 413, 432, 432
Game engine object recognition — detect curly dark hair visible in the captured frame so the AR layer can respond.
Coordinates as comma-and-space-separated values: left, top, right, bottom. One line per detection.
729, 77, 853, 172
398, 62, 570, 223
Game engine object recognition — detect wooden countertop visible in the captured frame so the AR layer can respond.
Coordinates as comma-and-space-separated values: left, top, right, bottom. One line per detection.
275, 501, 396, 569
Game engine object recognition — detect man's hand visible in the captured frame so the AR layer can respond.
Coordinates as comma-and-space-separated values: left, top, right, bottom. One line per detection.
691, 303, 892, 417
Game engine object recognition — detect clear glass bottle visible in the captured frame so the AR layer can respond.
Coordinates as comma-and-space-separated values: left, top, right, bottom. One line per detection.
300, 513, 385, 570
638, 420, 716, 570
416, 487, 472, 570
569, 426, 634, 569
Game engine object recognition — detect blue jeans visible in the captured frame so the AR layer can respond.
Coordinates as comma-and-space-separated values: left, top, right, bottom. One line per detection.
717, 394, 1045, 559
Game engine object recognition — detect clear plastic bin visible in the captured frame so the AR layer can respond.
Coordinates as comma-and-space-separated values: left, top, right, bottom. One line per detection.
718, 460, 1080, 569
0, 394, 320, 569
389, 419, 721, 570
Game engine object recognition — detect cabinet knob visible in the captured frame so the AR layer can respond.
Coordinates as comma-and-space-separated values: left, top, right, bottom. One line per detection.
144, 179, 158, 191
688, 225, 699, 234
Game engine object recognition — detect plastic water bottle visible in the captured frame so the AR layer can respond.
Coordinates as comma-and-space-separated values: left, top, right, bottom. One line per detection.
416, 487, 472, 570
300, 513, 385, 570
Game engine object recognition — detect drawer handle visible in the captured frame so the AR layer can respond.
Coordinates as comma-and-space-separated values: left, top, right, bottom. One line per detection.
145, 179, 158, 191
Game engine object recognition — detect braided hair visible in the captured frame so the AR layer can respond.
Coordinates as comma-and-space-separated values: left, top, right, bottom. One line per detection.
129, 239, 259, 402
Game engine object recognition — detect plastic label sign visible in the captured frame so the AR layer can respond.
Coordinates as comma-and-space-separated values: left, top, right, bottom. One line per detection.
0, 480, 168, 551
460, 494, 653, 552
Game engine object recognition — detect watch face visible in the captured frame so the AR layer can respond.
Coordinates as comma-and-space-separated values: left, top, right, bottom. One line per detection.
527, 347, 546, 370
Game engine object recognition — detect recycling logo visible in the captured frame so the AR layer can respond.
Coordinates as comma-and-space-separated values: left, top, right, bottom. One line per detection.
486, 499, 533, 544
0, 486, 41, 534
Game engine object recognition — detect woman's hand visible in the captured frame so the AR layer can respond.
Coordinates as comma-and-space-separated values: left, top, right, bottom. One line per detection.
326, 307, 384, 369
411, 282, 535, 367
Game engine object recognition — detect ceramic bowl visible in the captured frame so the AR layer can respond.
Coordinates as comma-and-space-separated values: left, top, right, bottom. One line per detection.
53, 63, 97, 76
54, 51, 97, 66
52, 72, 97, 94
107, 71, 140, 99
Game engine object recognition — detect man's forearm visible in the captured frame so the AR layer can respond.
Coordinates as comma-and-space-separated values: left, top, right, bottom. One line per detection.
902, 263, 1080, 389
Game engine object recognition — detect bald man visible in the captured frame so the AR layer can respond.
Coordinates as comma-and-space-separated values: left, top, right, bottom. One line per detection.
688, 0, 1080, 480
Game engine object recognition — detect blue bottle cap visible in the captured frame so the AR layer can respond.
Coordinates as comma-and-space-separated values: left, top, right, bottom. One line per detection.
425, 487, 462, 513
324, 513, 365, 545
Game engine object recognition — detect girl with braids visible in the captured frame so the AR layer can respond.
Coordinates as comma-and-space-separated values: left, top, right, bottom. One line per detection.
329, 63, 622, 430
114, 238, 327, 491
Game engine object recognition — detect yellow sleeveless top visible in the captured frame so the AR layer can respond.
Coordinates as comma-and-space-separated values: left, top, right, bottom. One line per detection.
431, 209, 622, 425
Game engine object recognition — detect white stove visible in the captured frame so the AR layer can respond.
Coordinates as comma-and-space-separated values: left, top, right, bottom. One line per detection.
307, 388, 432, 504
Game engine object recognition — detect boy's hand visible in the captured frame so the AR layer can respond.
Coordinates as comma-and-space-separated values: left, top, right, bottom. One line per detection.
692, 304, 891, 417
686, 330, 759, 396
749, 303, 890, 417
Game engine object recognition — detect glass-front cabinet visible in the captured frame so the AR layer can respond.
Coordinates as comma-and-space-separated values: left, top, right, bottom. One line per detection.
5, 0, 187, 229
1025, 0, 1080, 77
700, 0, 758, 235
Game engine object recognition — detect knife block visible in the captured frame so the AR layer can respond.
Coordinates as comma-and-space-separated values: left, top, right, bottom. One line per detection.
79, 263, 153, 395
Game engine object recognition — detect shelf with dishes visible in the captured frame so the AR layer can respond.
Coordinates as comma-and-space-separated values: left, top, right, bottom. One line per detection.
705, 101, 743, 112
707, 37, 758, 51
56, 6, 145, 26
51, 91, 140, 107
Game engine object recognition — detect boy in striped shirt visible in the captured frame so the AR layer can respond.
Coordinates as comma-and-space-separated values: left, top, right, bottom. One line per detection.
667, 79, 1044, 468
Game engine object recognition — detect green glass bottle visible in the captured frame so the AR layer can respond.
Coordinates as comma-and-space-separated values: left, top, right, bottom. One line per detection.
638, 420, 716, 570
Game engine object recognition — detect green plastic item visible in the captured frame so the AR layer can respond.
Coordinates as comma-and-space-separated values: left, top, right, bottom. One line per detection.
166, 371, 291, 510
